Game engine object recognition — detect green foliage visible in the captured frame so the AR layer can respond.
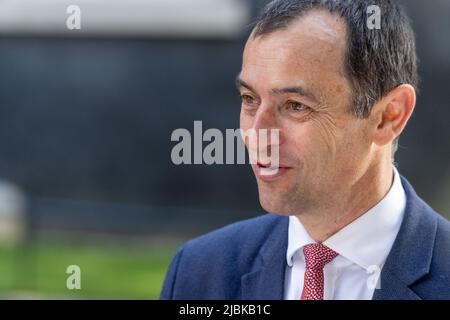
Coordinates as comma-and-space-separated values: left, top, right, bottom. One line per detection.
0, 242, 178, 299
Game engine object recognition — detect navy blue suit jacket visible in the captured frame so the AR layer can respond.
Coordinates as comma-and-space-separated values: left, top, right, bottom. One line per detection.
160, 177, 450, 300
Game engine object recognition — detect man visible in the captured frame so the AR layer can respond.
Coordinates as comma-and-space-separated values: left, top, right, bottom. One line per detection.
160, 0, 450, 300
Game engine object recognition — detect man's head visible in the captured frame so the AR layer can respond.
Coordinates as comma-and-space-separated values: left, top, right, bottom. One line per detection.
237, 0, 417, 215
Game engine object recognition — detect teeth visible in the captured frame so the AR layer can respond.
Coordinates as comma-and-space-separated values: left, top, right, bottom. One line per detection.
260, 167, 280, 176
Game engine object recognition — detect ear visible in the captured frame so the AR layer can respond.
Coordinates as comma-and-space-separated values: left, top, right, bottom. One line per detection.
372, 84, 416, 147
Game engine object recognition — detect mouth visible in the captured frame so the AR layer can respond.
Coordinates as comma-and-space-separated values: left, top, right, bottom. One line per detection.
255, 162, 291, 181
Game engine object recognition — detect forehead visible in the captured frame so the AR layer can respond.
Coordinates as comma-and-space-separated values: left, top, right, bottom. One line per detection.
242, 9, 348, 90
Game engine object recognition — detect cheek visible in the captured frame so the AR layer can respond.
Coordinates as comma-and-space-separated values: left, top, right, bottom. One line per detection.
287, 119, 334, 151
240, 111, 254, 133
310, 114, 341, 156
283, 122, 322, 162
239, 112, 253, 147
331, 122, 372, 179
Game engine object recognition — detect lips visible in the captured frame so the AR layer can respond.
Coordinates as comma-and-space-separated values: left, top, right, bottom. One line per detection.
255, 162, 291, 181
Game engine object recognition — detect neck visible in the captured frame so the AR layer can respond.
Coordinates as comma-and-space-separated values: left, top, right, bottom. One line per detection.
295, 157, 394, 243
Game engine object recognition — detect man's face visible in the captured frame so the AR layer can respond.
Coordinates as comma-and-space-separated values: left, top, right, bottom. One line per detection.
238, 10, 374, 215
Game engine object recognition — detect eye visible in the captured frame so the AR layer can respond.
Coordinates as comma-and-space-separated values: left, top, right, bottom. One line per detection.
240, 94, 257, 106
286, 101, 309, 112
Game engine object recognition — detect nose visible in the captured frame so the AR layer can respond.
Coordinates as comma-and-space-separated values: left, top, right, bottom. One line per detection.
251, 105, 277, 132
245, 105, 282, 162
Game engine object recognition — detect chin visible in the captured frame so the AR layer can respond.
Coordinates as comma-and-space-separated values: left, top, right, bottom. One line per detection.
258, 193, 292, 216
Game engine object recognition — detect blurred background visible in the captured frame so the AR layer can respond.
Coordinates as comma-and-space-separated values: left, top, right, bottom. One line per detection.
0, 0, 449, 299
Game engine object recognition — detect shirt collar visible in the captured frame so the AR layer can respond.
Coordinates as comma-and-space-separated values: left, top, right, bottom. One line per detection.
286, 166, 406, 270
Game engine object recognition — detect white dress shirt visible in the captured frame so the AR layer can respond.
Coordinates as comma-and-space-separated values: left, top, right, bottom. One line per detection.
284, 166, 406, 300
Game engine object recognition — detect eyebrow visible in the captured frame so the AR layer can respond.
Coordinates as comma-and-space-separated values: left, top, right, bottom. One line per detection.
235, 75, 318, 103
235, 76, 256, 93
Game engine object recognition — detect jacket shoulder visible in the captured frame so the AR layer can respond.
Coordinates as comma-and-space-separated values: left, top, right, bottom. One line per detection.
182, 213, 286, 267
160, 213, 287, 299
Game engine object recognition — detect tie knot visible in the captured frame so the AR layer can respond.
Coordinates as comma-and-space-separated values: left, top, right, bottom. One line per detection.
303, 243, 338, 270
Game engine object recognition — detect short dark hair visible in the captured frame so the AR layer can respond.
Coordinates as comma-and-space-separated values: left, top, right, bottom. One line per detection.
252, 0, 418, 156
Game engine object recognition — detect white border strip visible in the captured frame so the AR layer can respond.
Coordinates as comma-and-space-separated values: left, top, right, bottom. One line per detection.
0, 0, 250, 38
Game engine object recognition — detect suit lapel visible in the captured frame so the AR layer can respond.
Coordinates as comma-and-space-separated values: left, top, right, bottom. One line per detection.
241, 216, 289, 300
373, 176, 437, 300
372, 268, 422, 300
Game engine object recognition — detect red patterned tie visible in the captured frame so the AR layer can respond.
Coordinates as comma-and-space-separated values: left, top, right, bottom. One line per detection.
301, 243, 338, 300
